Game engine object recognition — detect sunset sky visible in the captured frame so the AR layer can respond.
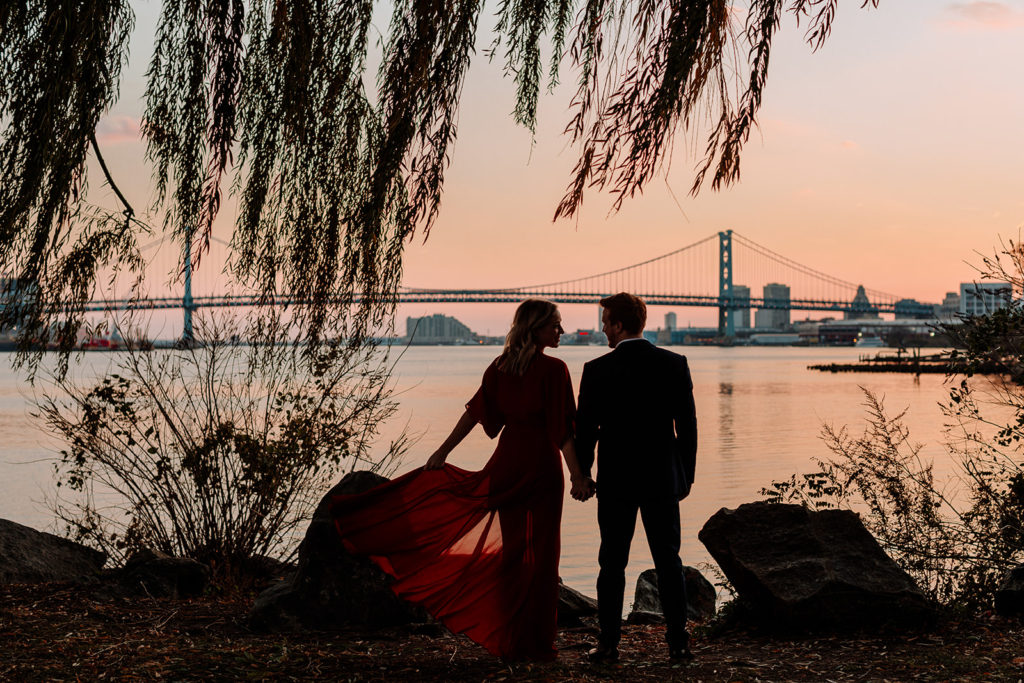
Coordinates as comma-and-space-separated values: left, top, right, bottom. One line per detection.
93, 1, 1024, 337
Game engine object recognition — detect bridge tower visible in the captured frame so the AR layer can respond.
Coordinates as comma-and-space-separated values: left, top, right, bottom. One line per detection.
182, 239, 195, 346
718, 229, 735, 338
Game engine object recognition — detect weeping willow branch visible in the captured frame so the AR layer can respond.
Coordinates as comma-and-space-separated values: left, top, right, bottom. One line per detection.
90, 133, 135, 221
0, 0, 882, 373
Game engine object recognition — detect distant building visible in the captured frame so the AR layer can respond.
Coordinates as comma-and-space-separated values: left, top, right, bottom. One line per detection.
664, 312, 677, 331
755, 283, 790, 330
894, 298, 933, 319
732, 285, 751, 329
960, 282, 1013, 317
939, 291, 961, 320
564, 328, 605, 345
845, 285, 880, 320
406, 314, 475, 344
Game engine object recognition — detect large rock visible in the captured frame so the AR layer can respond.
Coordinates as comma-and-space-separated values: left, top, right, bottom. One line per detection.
0, 518, 106, 583
995, 565, 1024, 617
249, 471, 428, 631
113, 549, 209, 598
558, 580, 599, 627
698, 502, 935, 630
627, 566, 717, 624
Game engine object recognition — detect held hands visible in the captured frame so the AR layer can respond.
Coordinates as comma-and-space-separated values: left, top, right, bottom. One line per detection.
570, 475, 596, 502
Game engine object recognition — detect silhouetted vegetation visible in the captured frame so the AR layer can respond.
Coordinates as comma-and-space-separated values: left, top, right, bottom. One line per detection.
765, 240, 1024, 612
0, 0, 881, 370
41, 313, 409, 582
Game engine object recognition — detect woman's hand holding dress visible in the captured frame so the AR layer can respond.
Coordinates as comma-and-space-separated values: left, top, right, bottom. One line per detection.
424, 449, 448, 470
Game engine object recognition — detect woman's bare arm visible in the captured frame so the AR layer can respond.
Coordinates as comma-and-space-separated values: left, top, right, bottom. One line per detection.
424, 409, 477, 469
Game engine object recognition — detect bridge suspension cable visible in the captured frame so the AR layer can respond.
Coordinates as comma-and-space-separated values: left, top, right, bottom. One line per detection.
731, 232, 900, 302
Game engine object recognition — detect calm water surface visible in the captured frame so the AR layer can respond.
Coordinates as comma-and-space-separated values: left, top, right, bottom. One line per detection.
0, 345, 961, 605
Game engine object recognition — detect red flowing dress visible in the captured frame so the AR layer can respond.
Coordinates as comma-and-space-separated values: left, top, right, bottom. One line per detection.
330, 353, 576, 661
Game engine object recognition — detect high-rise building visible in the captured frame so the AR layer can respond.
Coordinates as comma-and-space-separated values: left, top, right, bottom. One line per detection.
960, 282, 1013, 317
755, 283, 790, 329
406, 314, 475, 344
732, 285, 751, 329
664, 312, 677, 331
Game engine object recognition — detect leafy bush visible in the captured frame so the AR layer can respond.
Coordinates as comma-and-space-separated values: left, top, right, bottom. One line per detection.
41, 314, 409, 581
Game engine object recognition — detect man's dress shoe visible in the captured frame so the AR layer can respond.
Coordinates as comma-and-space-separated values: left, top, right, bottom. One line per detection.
669, 644, 695, 661
586, 644, 619, 663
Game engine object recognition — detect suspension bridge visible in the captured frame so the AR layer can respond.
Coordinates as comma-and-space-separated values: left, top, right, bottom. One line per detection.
83, 230, 936, 341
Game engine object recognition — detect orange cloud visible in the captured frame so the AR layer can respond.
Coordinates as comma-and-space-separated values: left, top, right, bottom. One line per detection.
941, 2, 1024, 30
95, 115, 142, 144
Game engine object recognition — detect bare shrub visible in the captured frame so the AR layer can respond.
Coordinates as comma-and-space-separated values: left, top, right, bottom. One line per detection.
41, 313, 409, 581
764, 239, 1024, 611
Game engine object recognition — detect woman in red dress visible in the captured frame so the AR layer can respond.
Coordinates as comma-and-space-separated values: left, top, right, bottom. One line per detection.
331, 299, 594, 661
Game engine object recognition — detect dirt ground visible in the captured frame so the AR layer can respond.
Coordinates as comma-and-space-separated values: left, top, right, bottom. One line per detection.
2, 582, 1024, 681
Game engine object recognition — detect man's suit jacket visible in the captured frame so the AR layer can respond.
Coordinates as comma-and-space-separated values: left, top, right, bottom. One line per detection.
576, 339, 697, 501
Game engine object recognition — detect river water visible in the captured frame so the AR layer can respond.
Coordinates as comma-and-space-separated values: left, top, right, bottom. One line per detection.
0, 345, 961, 604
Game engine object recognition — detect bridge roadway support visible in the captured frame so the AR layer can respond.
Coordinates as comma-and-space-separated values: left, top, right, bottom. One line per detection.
718, 229, 735, 338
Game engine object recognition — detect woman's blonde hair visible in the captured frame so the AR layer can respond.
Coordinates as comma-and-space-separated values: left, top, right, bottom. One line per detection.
497, 299, 558, 376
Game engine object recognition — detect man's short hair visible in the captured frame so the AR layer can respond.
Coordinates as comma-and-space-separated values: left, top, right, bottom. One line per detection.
600, 292, 647, 335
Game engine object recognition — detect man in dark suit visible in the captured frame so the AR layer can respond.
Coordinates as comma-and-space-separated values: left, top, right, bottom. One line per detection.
576, 292, 698, 663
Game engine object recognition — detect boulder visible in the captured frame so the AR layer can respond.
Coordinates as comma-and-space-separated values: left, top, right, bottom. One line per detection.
558, 579, 599, 627
626, 566, 717, 624
114, 549, 209, 598
995, 565, 1024, 617
240, 555, 296, 584
698, 502, 935, 630
249, 471, 428, 631
0, 518, 106, 583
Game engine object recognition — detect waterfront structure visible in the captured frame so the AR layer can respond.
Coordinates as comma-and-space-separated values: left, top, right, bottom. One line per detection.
792, 317, 831, 344
754, 283, 790, 330
564, 328, 606, 345
845, 285, 880, 320
732, 285, 751, 329
959, 282, 1012, 317
406, 314, 476, 344
749, 333, 801, 345
818, 318, 940, 346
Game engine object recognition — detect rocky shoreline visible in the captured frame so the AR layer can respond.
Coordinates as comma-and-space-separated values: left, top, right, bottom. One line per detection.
5, 475, 1024, 680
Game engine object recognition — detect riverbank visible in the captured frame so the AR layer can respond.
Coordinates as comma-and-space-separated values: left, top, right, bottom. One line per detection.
3, 582, 1023, 681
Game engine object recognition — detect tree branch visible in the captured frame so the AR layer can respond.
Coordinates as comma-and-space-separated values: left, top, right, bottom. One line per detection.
89, 133, 135, 219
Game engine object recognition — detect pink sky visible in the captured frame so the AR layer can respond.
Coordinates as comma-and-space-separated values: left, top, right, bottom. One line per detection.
94, 1, 1024, 336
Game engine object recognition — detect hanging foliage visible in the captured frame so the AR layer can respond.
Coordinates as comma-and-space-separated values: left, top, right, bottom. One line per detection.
0, 0, 879, 369
0, 0, 136, 375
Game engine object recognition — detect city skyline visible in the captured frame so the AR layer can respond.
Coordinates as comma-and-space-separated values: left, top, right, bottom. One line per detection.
88, 2, 1024, 336
398, 279, 1008, 344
